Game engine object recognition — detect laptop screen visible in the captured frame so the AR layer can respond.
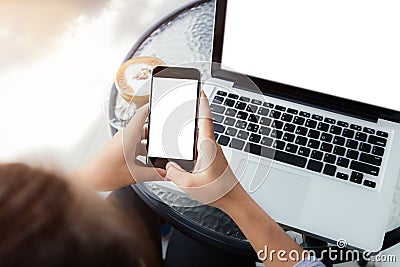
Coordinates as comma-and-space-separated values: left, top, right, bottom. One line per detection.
221, 0, 400, 112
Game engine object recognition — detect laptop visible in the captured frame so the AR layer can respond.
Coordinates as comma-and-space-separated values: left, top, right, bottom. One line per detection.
202, 0, 400, 252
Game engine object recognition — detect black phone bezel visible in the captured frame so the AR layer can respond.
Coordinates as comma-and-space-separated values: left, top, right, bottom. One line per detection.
147, 66, 201, 172
212, 0, 400, 123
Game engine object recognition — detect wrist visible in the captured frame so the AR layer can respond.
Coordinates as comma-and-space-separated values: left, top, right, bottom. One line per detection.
213, 182, 253, 215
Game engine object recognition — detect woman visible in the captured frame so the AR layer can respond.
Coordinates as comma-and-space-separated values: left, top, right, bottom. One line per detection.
0, 92, 325, 267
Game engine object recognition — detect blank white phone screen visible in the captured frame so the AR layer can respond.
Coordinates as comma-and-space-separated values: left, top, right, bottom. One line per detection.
148, 77, 198, 160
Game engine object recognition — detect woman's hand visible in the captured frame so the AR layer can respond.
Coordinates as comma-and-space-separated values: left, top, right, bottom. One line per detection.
165, 91, 244, 209
71, 104, 166, 191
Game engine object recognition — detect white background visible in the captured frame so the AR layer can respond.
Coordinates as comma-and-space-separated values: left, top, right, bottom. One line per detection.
148, 78, 197, 160
222, 0, 400, 111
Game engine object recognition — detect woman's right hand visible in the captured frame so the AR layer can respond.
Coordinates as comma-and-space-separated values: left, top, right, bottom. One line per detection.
166, 91, 245, 210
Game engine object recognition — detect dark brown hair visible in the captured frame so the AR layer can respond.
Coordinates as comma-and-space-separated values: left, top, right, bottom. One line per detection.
0, 163, 159, 267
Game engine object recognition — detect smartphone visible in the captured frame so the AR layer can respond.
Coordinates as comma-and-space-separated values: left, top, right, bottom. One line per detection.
146, 66, 201, 171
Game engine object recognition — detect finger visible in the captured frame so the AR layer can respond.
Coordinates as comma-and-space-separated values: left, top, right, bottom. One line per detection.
126, 104, 150, 139
132, 165, 166, 182
137, 140, 148, 157
165, 162, 191, 186
198, 91, 215, 141
141, 123, 148, 139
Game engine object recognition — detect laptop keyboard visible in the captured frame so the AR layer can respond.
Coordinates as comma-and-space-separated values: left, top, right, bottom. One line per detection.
211, 89, 389, 190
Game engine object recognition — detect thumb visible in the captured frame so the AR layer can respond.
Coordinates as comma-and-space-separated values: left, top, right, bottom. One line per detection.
166, 162, 190, 187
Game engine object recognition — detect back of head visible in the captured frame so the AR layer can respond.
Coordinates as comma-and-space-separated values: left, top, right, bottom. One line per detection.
0, 163, 157, 267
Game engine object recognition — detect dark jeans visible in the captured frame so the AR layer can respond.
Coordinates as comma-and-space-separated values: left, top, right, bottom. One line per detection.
108, 186, 255, 267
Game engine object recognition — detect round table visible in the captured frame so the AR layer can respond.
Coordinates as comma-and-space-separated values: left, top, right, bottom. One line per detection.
108, 0, 400, 264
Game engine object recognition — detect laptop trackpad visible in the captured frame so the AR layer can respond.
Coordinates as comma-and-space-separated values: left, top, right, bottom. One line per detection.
235, 160, 311, 222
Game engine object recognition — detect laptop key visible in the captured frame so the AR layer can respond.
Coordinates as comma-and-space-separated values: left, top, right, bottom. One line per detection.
224, 117, 236, 126
308, 140, 320, 149
263, 102, 274, 108
284, 123, 296, 133
293, 116, 305, 125
213, 123, 225, 133
333, 146, 346, 156
298, 147, 311, 157
372, 146, 385, 156
295, 136, 308, 146
274, 150, 307, 168
227, 93, 239, 99
333, 136, 345, 146
308, 129, 320, 139
258, 107, 269, 116
212, 113, 224, 123
377, 131, 389, 138
317, 122, 330, 132
312, 114, 323, 121
337, 157, 350, 168
269, 110, 281, 119
359, 142, 371, 153
237, 130, 249, 140
230, 139, 245, 150
350, 124, 362, 131
342, 129, 355, 138
311, 150, 323, 160
249, 133, 261, 143
324, 118, 336, 124
237, 111, 248, 120
346, 140, 359, 149
260, 126, 272, 136
323, 164, 336, 176
251, 99, 262, 105
235, 101, 247, 110
214, 133, 219, 140
239, 96, 250, 102
320, 133, 333, 142
350, 161, 380, 176
225, 108, 237, 117
283, 133, 295, 142
224, 99, 235, 107
337, 172, 349, 180
330, 125, 342, 135
260, 117, 272, 126
235, 120, 247, 129
287, 108, 298, 115
324, 154, 336, 164
261, 137, 274, 146
247, 123, 259, 132
213, 96, 224, 104
248, 114, 260, 123
296, 126, 308, 136
210, 104, 225, 114
368, 135, 387, 147
281, 113, 293, 122
247, 104, 258, 113
285, 144, 298, 154
275, 105, 286, 111
363, 180, 376, 188
363, 127, 375, 135
273, 120, 284, 129
226, 127, 238, 137
244, 143, 261, 155
299, 111, 311, 118
305, 119, 317, 129
350, 171, 363, 184
346, 149, 359, 160
216, 90, 227, 96
355, 132, 367, 142
217, 135, 230, 146
321, 142, 333, 153
273, 140, 286, 150
337, 121, 349, 127
360, 153, 382, 166
271, 130, 283, 139
307, 160, 323, 172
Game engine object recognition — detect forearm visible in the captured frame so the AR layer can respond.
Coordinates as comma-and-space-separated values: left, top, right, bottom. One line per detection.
219, 185, 304, 267
70, 132, 134, 191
